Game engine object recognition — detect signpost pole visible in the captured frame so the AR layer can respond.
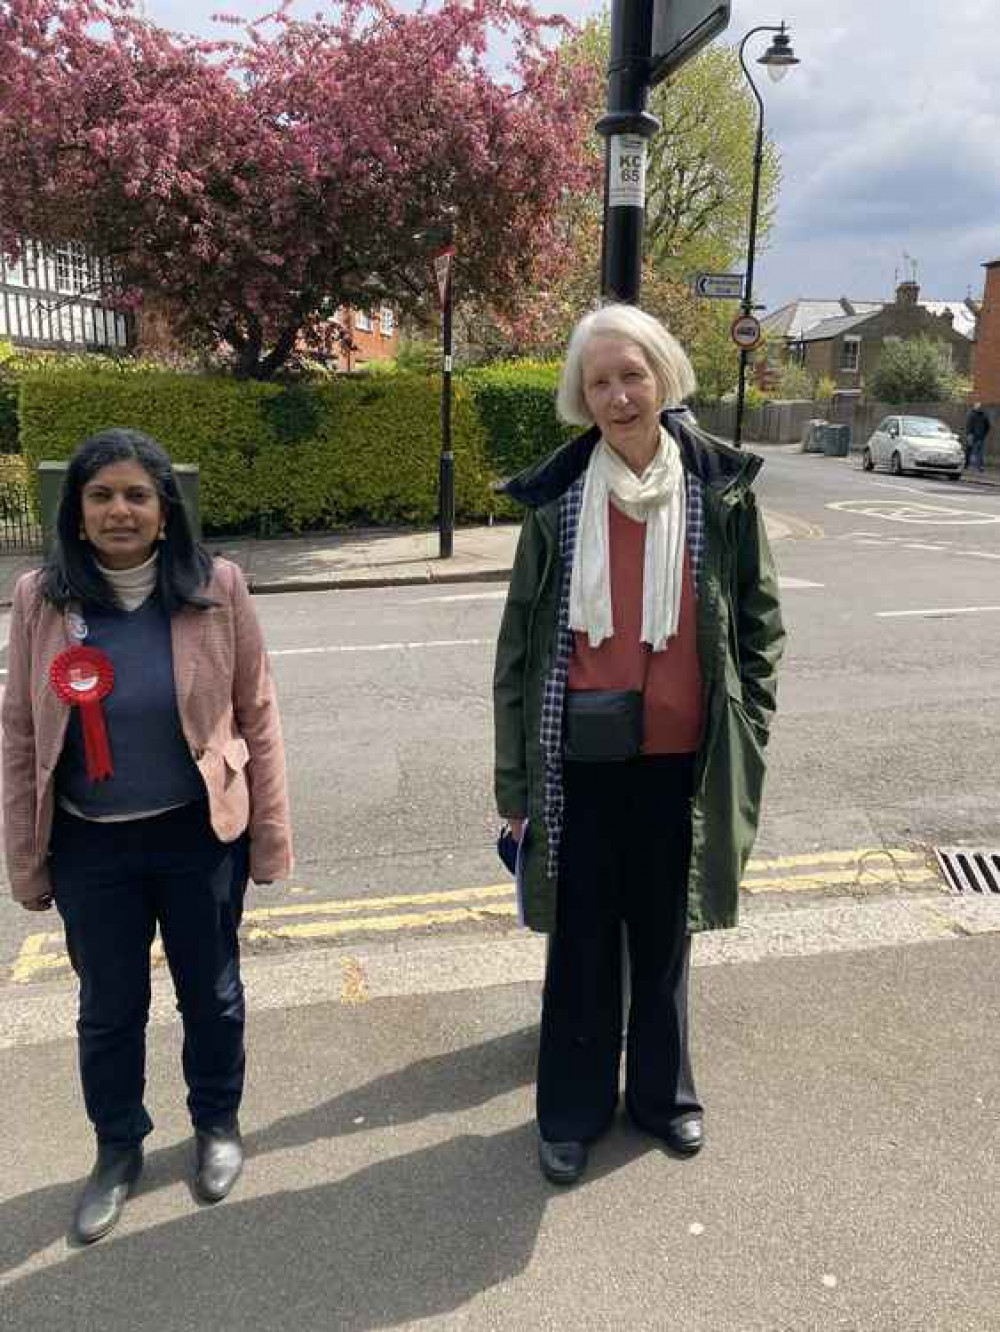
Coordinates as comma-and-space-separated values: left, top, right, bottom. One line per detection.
597, 0, 659, 301
434, 245, 455, 559
596, 1, 735, 304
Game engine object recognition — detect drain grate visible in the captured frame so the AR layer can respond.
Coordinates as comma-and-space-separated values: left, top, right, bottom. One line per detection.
934, 848, 1000, 894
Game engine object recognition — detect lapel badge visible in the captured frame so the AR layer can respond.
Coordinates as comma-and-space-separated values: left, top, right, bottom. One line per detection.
67, 611, 89, 642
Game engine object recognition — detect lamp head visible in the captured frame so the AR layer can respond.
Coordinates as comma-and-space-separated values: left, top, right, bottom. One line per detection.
758, 24, 799, 82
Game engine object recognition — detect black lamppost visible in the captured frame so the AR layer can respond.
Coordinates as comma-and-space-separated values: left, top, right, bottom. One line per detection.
733, 21, 798, 448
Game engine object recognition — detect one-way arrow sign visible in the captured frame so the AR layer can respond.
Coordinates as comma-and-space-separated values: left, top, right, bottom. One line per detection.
694, 272, 744, 299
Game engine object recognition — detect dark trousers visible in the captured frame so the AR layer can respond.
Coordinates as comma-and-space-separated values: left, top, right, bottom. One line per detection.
50, 801, 249, 1147
537, 755, 701, 1143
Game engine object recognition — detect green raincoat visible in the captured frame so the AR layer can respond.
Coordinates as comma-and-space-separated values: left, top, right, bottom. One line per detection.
493, 411, 785, 934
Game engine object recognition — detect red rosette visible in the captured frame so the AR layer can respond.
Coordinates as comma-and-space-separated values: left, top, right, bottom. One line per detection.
50, 646, 115, 781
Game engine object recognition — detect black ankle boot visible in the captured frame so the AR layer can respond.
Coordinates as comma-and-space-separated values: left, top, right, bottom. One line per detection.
72, 1143, 143, 1244
194, 1124, 244, 1203
538, 1138, 588, 1185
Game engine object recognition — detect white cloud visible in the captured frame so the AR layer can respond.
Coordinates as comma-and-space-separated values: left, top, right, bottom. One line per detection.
144, 0, 1000, 309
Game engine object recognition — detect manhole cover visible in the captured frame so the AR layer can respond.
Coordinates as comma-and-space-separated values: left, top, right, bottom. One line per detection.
934, 848, 1000, 894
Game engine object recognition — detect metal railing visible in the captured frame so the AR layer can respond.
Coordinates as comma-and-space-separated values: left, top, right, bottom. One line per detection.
0, 479, 43, 552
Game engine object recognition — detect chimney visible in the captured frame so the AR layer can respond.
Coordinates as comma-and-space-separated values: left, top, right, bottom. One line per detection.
896, 280, 919, 305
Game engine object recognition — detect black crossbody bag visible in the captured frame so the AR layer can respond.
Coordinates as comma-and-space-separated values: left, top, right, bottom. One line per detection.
562, 626, 655, 765
562, 687, 644, 762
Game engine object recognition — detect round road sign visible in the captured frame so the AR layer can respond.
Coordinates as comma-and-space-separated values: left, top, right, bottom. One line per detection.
731, 314, 762, 350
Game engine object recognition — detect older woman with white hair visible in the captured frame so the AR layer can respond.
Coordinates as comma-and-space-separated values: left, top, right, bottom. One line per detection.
494, 304, 785, 1184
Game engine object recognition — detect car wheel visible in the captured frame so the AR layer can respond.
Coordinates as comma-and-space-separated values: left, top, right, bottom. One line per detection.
946, 472, 960, 482
862, 448, 874, 472
891, 451, 903, 476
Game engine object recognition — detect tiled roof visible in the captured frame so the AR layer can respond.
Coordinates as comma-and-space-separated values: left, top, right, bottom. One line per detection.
765, 297, 976, 342
762, 299, 882, 340
800, 311, 879, 342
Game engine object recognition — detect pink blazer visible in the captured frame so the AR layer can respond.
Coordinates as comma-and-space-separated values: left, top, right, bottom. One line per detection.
2, 558, 293, 902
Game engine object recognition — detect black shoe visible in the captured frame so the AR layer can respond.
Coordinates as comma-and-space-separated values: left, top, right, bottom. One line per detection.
538, 1138, 588, 1185
194, 1124, 244, 1203
72, 1143, 143, 1244
665, 1113, 704, 1156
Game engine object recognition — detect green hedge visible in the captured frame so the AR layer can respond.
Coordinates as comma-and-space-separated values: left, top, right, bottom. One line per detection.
463, 360, 572, 478
16, 359, 577, 531
18, 370, 495, 531
462, 360, 573, 519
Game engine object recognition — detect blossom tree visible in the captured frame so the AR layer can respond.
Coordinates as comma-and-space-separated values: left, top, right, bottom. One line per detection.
0, 0, 596, 378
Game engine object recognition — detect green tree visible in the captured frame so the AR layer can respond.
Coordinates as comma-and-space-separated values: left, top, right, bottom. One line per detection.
774, 360, 815, 400
869, 337, 957, 404
646, 46, 781, 277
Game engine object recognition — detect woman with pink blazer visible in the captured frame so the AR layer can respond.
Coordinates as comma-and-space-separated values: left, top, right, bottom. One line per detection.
2, 428, 292, 1244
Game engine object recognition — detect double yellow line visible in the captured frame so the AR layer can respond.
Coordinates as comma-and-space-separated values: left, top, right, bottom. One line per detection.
7, 846, 941, 985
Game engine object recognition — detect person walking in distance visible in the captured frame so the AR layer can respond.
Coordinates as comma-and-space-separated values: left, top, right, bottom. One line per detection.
965, 402, 991, 473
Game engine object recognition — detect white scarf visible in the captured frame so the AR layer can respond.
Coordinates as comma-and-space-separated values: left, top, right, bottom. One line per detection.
569, 427, 686, 653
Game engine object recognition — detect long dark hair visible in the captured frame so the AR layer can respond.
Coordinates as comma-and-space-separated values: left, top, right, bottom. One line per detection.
40, 429, 216, 614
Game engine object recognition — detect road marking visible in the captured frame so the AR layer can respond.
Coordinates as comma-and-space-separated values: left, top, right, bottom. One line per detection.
867, 480, 934, 496
876, 604, 1000, 619
748, 847, 926, 872
404, 591, 507, 604
270, 638, 492, 658
7, 848, 943, 984
742, 867, 936, 894
246, 903, 518, 943
249, 882, 511, 920
829, 499, 1000, 526
778, 576, 824, 589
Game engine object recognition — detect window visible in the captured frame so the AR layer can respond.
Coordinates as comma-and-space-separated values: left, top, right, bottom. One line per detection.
379, 305, 395, 337
840, 337, 860, 372
354, 309, 372, 333
55, 243, 89, 295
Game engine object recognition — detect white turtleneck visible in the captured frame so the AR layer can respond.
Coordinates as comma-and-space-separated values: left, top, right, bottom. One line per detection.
96, 551, 158, 612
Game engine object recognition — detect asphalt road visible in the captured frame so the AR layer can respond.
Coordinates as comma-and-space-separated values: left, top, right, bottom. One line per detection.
2, 448, 999, 977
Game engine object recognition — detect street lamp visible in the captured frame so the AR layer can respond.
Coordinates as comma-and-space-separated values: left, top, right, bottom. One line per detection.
733, 21, 798, 448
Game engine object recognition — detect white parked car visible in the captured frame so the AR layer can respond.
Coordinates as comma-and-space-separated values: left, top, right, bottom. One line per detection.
862, 415, 964, 479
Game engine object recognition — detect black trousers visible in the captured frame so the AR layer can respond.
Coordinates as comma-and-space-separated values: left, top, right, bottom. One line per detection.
537, 755, 702, 1143
50, 801, 249, 1147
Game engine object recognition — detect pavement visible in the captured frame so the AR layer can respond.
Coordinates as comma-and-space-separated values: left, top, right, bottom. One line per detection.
2, 895, 999, 1330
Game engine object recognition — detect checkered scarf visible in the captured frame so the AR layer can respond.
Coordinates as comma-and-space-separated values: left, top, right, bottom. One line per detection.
539, 470, 706, 879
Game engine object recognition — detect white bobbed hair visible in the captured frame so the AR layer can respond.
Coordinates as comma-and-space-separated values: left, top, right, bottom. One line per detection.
556, 304, 697, 427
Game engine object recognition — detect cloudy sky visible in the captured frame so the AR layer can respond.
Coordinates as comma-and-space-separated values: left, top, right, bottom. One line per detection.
146, 0, 1000, 314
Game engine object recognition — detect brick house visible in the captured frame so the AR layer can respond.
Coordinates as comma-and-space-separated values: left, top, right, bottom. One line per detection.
333, 304, 399, 372
762, 284, 976, 390
0, 241, 133, 352
973, 260, 1000, 406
